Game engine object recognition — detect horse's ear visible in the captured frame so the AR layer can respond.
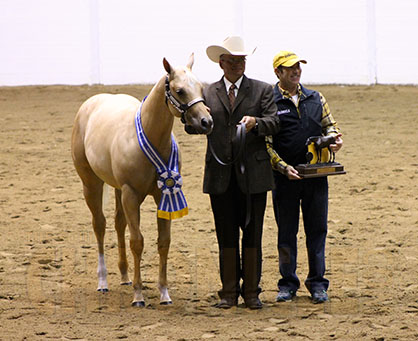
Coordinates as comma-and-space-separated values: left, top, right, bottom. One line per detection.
186, 53, 194, 70
163, 58, 171, 74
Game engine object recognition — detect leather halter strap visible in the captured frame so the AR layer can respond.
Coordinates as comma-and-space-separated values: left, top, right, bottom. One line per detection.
164, 75, 205, 124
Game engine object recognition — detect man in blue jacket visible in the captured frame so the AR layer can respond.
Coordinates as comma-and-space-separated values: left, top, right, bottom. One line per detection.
267, 51, 343, 303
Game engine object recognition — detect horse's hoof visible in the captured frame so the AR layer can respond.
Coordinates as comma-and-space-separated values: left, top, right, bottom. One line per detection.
160, 301, 173, 305
97, 288, 109, 293
120, 281, 132, 286
132, 301, 145, 308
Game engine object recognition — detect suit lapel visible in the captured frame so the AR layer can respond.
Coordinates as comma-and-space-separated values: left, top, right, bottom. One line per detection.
233, 75, 249, 112
215, 78, 231, 113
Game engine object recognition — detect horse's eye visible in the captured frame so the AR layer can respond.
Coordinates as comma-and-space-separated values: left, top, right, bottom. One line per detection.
175, 88, 184, 96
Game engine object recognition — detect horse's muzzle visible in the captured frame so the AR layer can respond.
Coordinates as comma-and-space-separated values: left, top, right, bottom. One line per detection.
187, 116, 213, 135
200, 116, 213, 135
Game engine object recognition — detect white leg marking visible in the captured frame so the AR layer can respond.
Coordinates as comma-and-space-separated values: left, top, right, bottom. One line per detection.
132, 289, 145, 307
158, 285, 172, 305
97, 254, 108, 292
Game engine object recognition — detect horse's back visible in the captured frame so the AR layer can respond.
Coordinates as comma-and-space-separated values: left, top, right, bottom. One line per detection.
76, 93, 139, 127
72, 93, 141, 188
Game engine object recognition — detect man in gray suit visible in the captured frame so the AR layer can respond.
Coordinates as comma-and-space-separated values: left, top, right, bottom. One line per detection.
190, 36, 280, 309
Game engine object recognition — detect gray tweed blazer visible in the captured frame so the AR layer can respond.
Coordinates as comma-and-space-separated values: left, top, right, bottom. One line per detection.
202, 75, 280, 194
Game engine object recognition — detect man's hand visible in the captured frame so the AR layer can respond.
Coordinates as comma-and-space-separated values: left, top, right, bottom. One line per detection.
239, 116, 256, 132
285, 165, 302, 180
330, 133, 343, 153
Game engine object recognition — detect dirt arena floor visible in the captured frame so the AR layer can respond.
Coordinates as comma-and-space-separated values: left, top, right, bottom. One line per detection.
0, 83, 417, 340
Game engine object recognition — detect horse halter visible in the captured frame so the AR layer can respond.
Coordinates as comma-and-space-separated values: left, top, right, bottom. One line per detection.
164, 75, 205, 124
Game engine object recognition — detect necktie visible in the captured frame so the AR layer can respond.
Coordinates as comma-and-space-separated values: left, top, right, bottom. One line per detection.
228, 84, 236, 109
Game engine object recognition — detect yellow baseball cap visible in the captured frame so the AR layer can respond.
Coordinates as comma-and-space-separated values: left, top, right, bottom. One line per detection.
273, 51, 307, 69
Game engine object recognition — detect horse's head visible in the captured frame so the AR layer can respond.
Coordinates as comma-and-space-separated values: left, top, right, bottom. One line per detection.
163, 54, 213, 135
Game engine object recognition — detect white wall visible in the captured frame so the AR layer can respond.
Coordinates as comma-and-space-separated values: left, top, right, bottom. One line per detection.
243, 0, 374, 85
375, 0, 418, 84
0, 0, 91, 85
0, 0, 417, 86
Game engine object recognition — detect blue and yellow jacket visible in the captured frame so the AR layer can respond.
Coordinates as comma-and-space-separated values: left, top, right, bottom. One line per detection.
266, 83, 340, 174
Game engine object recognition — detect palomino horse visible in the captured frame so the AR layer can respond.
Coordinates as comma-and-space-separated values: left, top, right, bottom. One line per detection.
71, 54, 213, 307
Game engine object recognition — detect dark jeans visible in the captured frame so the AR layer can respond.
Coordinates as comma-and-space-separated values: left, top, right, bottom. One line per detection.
272, 174, 329, 294
210, 171, 266, 300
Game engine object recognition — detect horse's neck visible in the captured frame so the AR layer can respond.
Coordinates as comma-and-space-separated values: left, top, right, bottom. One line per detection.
141, 77, 174, 156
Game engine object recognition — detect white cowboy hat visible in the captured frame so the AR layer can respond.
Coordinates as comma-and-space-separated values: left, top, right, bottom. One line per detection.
206, 36, 256, 63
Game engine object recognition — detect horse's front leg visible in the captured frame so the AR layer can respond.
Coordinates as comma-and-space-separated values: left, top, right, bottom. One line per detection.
121, 184, 145, 307
330, 148, 336, 163
157, 217, 172, 305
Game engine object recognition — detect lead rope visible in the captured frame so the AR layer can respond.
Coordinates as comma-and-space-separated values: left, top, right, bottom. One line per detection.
208, 123, 251, 228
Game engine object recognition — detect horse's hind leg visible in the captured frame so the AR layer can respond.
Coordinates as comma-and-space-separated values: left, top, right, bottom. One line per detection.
157, 217, 172, 305
83, 180, 108, 292
72, 124, 108, 292
114, 188, 131, 285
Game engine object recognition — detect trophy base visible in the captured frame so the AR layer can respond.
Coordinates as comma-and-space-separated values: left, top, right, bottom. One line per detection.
295, 162, 346, 178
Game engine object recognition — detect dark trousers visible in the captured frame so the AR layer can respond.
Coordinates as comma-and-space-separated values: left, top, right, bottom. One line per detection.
272, 174, 329, 294
210, 171, 266, 300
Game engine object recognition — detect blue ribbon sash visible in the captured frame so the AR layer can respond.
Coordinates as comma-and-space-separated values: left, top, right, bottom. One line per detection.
134, 100, 188, 220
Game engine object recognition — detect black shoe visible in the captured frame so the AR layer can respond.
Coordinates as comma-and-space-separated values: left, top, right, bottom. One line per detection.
215, 297, 238, 309
276, 289, 296, 302
311, 290, 329, 304
244, 297, 263, 310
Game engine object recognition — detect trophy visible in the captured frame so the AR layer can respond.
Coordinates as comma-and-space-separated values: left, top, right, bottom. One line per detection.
295, 136, 346, 178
